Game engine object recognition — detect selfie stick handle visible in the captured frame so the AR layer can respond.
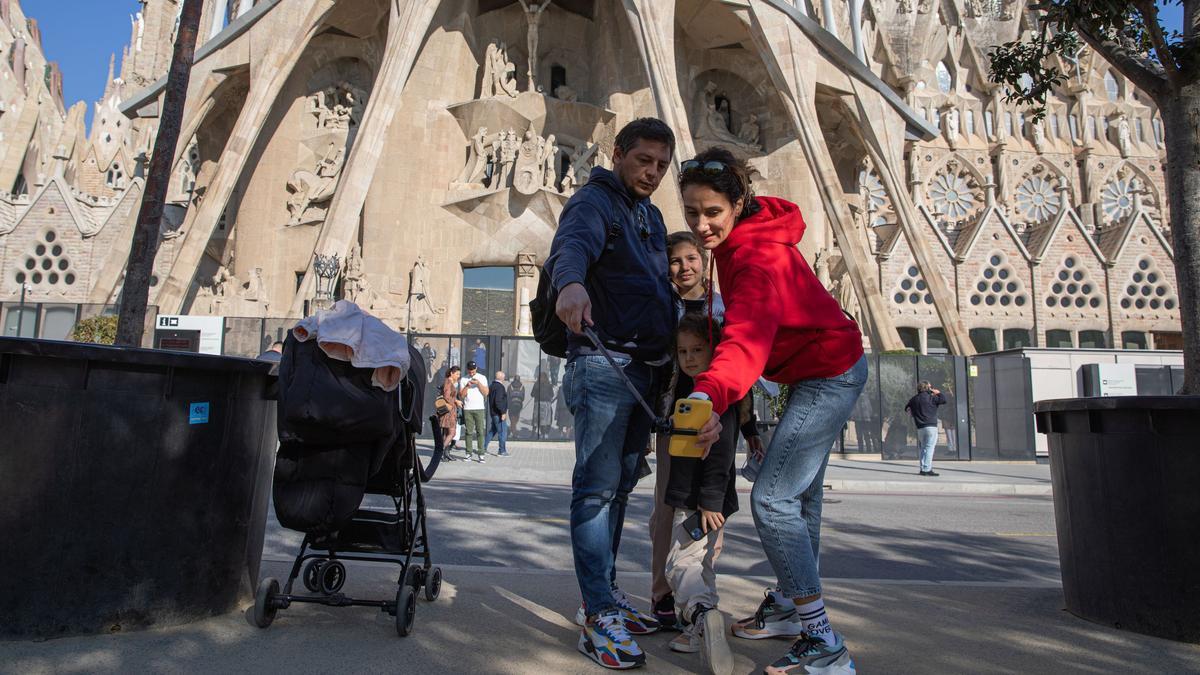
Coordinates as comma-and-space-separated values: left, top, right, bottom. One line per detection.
580, 323, 670, 432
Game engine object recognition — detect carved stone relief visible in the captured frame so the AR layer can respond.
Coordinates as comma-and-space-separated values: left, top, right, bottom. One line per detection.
695, 81, 762, 153
285, 78, 368, 227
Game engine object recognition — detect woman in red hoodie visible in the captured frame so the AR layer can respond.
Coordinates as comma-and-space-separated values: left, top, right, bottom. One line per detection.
681, 147, 867, 675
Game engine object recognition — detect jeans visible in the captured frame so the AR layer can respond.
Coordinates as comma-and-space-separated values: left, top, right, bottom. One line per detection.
917, 426, 938, 472
751, 354, 868, 599
463, 409, 486, 456
486, 414, 508, 454
564, 354, 658, 616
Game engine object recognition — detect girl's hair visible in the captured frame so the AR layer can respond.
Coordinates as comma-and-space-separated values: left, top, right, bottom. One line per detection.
677, 312, 721, 347
667, 230, 706, 262
678, 146, 761, 221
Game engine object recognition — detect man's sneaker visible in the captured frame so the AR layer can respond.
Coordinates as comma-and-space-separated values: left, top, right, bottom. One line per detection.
763, 633, 855, 675
578, 610, 646, 670
612, 587, 661, 634
695, 606, 733, 675
653, 593, 679, 631
731, 590, 805, 640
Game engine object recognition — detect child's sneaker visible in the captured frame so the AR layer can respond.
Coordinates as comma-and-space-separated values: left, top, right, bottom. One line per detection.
763, 632, 855, 675
731, 589, 805, 640
653, 593, 680, 631
695, 606, 733, 675
578, 609, 646, 670
668, 624, 699, 653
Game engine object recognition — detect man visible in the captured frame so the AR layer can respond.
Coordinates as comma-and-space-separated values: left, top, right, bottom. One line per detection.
458, 361, 490, 463
257, 341, 284, 362
545, 118, 677, 670
486, 371, 510, 456
905, 380, 946, 476
473, 339, 487, 370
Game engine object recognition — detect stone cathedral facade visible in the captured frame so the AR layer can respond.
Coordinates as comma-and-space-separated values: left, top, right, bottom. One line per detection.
0, 0, 1181, 354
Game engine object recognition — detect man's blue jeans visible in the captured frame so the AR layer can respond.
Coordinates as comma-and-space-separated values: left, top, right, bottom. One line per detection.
563, 354, 657, 616
486, 414, 508, 454
751, 355, 868, 599
917, 426, 938, 472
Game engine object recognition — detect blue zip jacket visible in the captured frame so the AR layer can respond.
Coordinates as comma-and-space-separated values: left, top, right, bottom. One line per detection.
545, 167, 675, 363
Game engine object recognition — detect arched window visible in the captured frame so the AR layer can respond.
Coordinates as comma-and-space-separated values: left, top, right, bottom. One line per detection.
1079, 330, 1108, 348
550, 64, 567, 95
969, 328, 998, 353
1045, 329, 1073, 348
1104, 71, 1119, 101
935, 61, 952, 94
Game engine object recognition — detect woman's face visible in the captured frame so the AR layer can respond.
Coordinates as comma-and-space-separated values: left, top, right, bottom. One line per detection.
668, 243, 704, 294
677, 330, 713, 378
682, 184, 742, 250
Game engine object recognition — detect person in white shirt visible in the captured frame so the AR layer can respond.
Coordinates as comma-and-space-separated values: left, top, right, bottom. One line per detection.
458, 361, 490, 462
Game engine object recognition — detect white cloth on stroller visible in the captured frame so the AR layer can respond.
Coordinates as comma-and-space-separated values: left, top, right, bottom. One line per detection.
293, 300, 410, 392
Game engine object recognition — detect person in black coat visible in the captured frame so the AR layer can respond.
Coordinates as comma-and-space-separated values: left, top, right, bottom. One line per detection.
485, 371, 510, 456
905, 381, 946, 476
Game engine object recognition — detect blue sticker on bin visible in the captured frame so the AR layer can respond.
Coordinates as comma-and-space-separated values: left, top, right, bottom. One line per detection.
189, 402, 210, 425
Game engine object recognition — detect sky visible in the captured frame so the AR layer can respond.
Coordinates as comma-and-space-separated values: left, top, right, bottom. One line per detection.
19, 0, 1191, 132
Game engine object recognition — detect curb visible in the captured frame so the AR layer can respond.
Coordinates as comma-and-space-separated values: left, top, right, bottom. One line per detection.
825, 479, 1052, 496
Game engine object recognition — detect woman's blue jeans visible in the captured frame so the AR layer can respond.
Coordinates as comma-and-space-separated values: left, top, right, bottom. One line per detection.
563, 354, 658, 615
751, 355, 868, 599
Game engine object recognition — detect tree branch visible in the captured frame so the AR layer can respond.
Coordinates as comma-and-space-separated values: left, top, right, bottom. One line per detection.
1073, 20, 1169, 99
1133, 0, 1182, 87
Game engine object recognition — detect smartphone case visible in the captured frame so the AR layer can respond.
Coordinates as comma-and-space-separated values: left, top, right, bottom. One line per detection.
668, 398, 712, 458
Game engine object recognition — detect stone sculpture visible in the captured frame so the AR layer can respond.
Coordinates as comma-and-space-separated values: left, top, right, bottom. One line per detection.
309, 83, 366, 131
553, 84, 578, 102
408, 255, 440, 331
453, 127, 491, 188
287, 142, 346, 225
541, 133, 560, 191
737, 114, 761, 147
344, 243, 368, 304
1116, 113, 1131, 158
518, 0, 550, 92
481, 39, 519, 98
696, 82, 760, 152
942, 104, 960, 148
213, 263, 236, 297
1031, 118, 1047, 154
514, 126, 545, 195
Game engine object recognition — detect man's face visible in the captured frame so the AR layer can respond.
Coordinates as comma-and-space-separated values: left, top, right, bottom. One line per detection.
468, 368, 477, 377
612, 139, 672, 200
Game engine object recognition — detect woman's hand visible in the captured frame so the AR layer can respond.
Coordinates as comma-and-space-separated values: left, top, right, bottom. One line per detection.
697, 412, 723, 459
747, 435, 765, 461
700, 509, 725, 533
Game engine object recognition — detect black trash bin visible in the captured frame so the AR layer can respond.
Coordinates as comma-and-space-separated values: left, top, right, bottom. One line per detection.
0, 337, 277, 640
1034, 396, 1200, 644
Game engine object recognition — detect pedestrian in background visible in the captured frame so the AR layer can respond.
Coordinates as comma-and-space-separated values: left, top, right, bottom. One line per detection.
905, 381, 946, 476
458, 361, 490, 463
486, 371, 510, 456
439, 365, 462, 460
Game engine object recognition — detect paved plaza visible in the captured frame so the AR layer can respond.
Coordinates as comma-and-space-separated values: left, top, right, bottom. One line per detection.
3, 442, 1197, 674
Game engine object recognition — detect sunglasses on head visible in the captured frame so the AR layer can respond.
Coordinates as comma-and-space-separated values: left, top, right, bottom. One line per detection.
680, 159, 729, 175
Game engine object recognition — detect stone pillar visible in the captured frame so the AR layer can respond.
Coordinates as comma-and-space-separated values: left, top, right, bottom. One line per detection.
621, 0, 696, 161
746, 0, 904, 353
820, 0, 836, 34
288, 0, 442, 317
848, 0, 866, 62
515, 252, 537, 336
155, 0, 337, 313
209, 0, 230, 38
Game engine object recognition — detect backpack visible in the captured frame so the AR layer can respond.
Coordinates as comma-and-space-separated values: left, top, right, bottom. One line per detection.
531, 193, 622, 358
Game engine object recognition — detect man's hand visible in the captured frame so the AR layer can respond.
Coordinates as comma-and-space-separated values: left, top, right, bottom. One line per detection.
556, 282, 593, 335
932, 388, 941, 395
700, 509, 725, 534
696, 412, 723, 460
747, 435, 766, 462
501, 413, 507, 421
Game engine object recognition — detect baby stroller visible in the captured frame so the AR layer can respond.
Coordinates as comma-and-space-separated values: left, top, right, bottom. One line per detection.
252, 332, 445, 636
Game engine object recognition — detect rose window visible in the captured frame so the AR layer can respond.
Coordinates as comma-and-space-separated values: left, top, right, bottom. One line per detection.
1101, 178, 1136, 223
1045, 256, 1102, 310
969, 251, 1028, 309
858, 169, 888, 213
1014, 175, 1060, 223
929, 172, 977, 220
891, 261, 935, 306
1120, 257, 1177, 312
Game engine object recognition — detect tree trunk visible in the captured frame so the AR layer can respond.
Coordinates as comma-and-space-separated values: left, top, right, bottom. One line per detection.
114, 0, 204, 347
1160, 84, 1200, 394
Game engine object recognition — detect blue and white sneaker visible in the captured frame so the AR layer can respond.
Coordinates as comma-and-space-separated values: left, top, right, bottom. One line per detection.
763, 633, 855, 675
732, 589, 805, 640
578, 609, 646, 670
573, 587, 661, 635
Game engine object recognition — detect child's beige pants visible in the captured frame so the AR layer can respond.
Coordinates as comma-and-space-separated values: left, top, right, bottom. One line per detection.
665, 508, 722, 622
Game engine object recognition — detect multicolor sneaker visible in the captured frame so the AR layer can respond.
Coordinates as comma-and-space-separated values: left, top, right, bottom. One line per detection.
654, 594, 680, 631
574, 588, 661, 635
695, 606, 733, 675
763, 633, 855, 675
732, 590, 805, 640
578, 609, 646, 670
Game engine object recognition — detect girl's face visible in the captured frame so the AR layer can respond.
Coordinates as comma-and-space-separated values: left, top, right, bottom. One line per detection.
677, 330, 713, 378
668, 243, 705, 294
682, 184, 742, 250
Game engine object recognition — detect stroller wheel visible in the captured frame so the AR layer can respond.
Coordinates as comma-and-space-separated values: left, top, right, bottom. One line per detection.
395, 585, 417, 637
424, 566, 443, 602
404, 564, 422, 589
253, 577, 280, 628
302, 559, 325, 593
319, 560, 346, 594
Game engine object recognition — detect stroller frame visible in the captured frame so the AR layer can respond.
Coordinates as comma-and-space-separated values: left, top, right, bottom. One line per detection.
253, 417, 445, 637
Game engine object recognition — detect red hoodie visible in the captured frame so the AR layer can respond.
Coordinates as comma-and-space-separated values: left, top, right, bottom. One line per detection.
692, 196, 864, 415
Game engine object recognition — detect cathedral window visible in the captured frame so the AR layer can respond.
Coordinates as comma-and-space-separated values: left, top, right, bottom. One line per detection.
1122, 331, 1148, 349
1045, 329, 1073, 348
1014, 173, 1061, 223
935, 61, 952, 94
1046, 255, 1102, 310
1003, 329, 1032, 350
965, 110, 976, 136
14, 230, 75, 288
1104, 71, 1119, 101
1100, 177, 1138, 223
1004, 111, 1013, 137
1068, 115, 1079, 142
984, 111, 994, 137
969, 251, 1028, 310
1016, 111, 1025, 136
1120, 257, 1176, 312
891, 261, 935, 306
550, 64, 567, 96
1050, 114, 1060, 138
969, 328, 998, 353
1079, 330, 1107, 348
1086, 115, 1096, 140
106, 165, 125, 188
1135, 117, 1145, 143
1153, 118, 1163, 144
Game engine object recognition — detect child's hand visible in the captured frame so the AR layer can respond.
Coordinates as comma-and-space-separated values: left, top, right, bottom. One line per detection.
700, 509, 725, 533
748, 435, 765, 461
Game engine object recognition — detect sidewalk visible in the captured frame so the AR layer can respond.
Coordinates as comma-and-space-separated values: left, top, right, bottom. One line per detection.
426, 441, 1053, 496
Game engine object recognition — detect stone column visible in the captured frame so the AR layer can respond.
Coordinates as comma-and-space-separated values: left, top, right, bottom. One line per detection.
746, 0, 904, 353
288, 0, 442, 317
848, 0, 866, 62
154, 0, 337, 313
621, 0, 696, 161
209, 0, 230, 38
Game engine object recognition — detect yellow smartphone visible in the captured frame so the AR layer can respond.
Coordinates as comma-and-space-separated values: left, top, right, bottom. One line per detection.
669, 398, 712, 458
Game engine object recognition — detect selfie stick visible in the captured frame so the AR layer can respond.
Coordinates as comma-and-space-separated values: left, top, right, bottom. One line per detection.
580, 323, 676, 434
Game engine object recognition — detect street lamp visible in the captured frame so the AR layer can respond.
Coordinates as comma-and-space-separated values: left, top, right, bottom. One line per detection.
312, 253, 341, 312
16, 282, 32, 337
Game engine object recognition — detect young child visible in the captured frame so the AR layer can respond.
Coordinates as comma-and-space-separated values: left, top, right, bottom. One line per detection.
664, 313, 748, 675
